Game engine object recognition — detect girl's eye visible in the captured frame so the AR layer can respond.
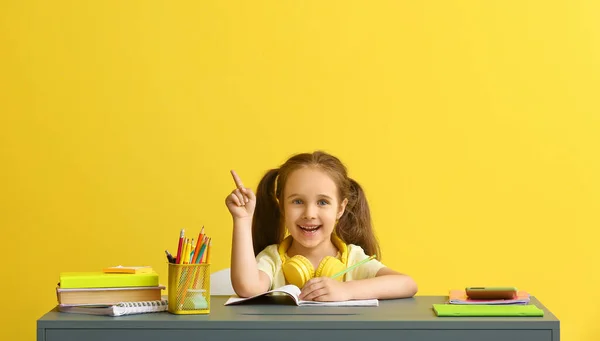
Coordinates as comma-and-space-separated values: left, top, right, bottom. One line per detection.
317, 199, 329, 206
292, 199, 303, 204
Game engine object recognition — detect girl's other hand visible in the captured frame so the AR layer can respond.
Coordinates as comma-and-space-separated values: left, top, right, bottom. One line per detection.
225, 170, 256, 220
298, 277, 351, 302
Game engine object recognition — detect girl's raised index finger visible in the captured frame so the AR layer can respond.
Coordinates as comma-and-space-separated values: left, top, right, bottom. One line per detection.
230, 170, 245, 189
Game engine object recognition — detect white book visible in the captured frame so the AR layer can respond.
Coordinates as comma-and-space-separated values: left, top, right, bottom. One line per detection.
59, 299, 168, 316
224, 284, 378, 307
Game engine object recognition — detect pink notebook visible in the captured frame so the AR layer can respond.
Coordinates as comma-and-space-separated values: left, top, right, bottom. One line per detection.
448, 289, 530, 305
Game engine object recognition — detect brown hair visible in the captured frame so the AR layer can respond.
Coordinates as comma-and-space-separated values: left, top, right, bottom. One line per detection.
252, 151, 381, 258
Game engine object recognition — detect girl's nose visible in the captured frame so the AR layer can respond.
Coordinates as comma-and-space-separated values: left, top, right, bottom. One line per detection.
303, 204, 317, 219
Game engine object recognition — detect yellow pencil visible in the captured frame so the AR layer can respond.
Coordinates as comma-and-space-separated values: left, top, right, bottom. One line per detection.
189, 238, 195, 262
187, 239, 193, 264
182, 238, 190, 264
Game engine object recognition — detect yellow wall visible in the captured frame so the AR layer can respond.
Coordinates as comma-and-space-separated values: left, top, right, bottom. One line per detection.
1, 1, 599, 340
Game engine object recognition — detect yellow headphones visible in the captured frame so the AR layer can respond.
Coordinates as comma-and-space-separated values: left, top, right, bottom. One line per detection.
278, 234, 349, 288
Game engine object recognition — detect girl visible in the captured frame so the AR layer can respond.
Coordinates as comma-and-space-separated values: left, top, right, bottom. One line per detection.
225, 151, 417, 301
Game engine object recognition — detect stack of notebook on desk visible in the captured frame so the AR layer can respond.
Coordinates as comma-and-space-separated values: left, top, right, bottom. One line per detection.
56, 266, 165, 307
447, 289, 531, 305
433, 288, 544, 317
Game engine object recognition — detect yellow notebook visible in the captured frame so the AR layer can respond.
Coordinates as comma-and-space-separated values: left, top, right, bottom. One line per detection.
103, 266, 153, 274
59, 272, 159, 289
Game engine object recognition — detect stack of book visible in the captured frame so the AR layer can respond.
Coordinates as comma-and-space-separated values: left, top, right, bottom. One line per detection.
432, 288, 544, 317
447, 289, 531, 305
56, 266, 165, 306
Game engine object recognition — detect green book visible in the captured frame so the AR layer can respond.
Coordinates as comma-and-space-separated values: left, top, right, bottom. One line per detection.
59, 272, 159, 289
433, 304, 544, 317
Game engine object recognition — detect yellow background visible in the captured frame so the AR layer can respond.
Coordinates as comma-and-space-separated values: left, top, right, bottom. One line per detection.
1, 1, 599, 340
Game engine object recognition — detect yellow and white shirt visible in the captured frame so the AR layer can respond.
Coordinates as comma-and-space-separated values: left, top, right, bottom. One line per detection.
256, 243, 386, 289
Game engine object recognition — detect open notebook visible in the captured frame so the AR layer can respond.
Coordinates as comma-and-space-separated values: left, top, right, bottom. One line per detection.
59, 299, 168, 316
224, 284, 378, 307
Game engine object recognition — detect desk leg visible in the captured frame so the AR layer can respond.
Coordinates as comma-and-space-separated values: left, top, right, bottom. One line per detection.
37, 328, 45, 341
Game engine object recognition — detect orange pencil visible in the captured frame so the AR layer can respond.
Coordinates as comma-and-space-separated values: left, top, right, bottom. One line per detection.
205, 238, 212, 264
191, 226, 205, 263
195, 236, 208, 264
199, 237, 210, 263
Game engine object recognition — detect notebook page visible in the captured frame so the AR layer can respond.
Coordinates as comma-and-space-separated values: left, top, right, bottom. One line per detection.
298, 299, 379, 307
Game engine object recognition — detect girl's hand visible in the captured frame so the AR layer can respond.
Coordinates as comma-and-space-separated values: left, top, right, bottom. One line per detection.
225, 170, 256, 220
298, 277, 352, 302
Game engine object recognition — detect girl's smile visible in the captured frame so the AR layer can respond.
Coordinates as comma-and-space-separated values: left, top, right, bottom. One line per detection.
298, 224, 321, 232
297, 223, 322, 237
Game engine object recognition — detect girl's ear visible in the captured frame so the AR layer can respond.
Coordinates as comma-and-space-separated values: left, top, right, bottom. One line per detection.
337, 198, 349, 219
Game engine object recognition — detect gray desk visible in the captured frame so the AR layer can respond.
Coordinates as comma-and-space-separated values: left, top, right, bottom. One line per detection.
37, 296, 559, 341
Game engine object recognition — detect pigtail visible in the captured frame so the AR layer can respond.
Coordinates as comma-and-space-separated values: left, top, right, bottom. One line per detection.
336, 178, 382, 259
252, 168, 284, 255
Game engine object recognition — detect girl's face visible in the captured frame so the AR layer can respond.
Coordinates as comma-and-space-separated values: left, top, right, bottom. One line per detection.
282, 167, 347, 252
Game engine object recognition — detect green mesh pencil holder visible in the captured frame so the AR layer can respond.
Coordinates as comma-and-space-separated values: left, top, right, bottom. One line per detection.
167, 263, 210, 314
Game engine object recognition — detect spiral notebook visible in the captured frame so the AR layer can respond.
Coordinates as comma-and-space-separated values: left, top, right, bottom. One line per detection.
59, 299, 168, 316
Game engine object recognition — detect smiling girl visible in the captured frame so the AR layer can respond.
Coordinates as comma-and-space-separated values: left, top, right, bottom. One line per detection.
225, 151, 417, 301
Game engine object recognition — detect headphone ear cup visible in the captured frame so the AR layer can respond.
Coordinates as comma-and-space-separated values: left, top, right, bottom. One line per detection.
315, 256, 346, 281
282, 255, 314, 288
